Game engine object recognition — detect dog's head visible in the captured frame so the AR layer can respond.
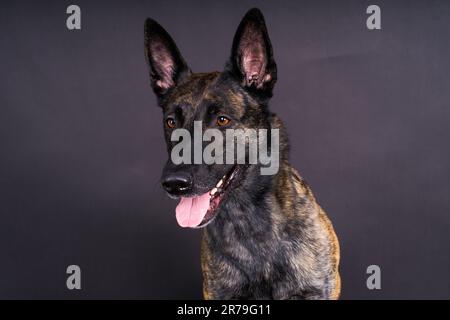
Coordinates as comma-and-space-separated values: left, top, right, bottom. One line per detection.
144, 8, 277, 228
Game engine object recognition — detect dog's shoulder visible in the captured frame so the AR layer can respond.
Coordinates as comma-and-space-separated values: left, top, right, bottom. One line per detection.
290, 167, 341, 299
288, 167, 341, 299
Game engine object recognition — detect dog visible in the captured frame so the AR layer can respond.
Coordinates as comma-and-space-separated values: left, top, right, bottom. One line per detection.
144, 8, 340, 300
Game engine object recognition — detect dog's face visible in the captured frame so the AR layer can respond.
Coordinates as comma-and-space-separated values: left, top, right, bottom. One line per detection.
144, 8, 277, 228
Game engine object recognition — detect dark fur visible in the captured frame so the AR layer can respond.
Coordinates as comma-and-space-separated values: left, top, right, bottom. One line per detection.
144, 8, 340, 300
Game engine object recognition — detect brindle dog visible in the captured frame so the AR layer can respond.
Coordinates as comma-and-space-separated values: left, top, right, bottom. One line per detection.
144, 8, 340, 300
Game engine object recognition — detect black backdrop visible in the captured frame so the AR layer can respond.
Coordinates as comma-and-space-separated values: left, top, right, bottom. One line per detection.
0, 0, 449, 299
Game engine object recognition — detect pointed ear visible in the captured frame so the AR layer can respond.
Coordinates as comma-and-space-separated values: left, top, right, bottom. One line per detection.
227, 8, 277, 97
144, 18, 191, 99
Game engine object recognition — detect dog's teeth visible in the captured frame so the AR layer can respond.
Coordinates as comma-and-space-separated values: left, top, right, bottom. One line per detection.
211, 188, 218, 196
216, 179, 223, 188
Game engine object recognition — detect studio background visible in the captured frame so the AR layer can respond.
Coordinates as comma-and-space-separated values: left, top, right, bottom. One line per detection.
1, 0, 449, 299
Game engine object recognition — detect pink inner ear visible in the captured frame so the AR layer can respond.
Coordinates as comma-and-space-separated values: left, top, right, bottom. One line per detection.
150, 41, 175, 90
239, 25, 267, 88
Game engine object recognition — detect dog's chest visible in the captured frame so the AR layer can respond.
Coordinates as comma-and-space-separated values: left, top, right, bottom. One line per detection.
210, 214, 287, 276
204, 195, 309, 298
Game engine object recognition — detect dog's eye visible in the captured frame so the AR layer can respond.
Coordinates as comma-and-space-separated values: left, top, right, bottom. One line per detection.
166, 117, 176, 129
217, 116, 230, 126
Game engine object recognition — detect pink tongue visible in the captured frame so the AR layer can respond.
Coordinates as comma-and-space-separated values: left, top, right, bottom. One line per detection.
175, 192, 211, 228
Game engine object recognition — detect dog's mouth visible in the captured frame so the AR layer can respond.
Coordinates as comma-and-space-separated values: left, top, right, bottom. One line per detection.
175, 165, 240, 228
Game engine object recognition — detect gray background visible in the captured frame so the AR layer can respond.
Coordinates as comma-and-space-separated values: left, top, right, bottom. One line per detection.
0, 0, 449, 299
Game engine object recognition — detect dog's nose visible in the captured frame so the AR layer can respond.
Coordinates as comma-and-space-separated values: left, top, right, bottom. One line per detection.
162, 173, 193, 196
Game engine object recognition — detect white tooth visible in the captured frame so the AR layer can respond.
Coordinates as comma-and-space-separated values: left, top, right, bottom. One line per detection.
211, 188, 217, 195
216, 179, 223, 188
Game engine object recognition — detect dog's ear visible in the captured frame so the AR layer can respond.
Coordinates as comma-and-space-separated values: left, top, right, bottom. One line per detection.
226, 8, 277, 98
145, 18, 191, 100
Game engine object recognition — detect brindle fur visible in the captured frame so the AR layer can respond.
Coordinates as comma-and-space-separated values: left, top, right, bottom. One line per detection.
144, 8, 340, 300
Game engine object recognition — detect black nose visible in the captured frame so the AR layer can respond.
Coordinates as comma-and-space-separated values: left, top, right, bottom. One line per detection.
162, 173, 193, 196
